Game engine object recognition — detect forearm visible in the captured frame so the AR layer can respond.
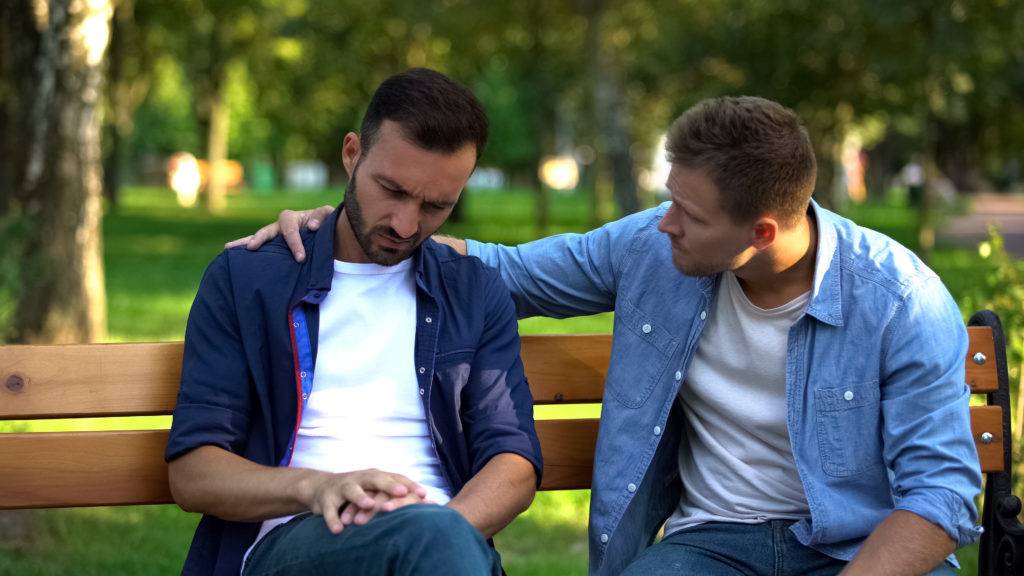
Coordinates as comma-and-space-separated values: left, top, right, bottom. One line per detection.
168, 445, 322, 522
841, 510, 955, 575
446, 453, 537, 538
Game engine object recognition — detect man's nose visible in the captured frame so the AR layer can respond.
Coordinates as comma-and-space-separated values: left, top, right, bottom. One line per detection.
390, 204, 419, 239
657, 212, 680, 237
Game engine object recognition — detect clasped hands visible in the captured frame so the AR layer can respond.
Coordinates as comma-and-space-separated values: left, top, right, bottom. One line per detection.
301, 467, 435, 534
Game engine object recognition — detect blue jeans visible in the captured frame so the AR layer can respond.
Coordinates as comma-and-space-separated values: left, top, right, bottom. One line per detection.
619, 521, 957, 576
242, 504, 502, 576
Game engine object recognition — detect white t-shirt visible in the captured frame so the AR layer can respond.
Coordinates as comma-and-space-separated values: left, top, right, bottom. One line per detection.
664, 271, 811, 536
247, 258, 451, 558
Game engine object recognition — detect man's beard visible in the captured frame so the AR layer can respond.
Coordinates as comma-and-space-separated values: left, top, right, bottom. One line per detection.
344, 170, 420, 266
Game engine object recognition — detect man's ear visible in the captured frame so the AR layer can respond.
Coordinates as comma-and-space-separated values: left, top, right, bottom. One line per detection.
752, 217, 778, 250
341, 132, 361, 177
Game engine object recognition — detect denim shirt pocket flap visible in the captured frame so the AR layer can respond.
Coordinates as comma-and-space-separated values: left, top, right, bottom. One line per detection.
604, 299, 678, 409
814, 381, 883, 477
616, 298, 677, 357
815, 382, 880, 412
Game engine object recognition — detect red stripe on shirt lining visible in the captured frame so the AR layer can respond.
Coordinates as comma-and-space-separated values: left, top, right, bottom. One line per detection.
286, 309, 303, 467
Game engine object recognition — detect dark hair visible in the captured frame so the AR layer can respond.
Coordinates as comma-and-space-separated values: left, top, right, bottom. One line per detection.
665, 96, 816, 227
360, 68, 488, 159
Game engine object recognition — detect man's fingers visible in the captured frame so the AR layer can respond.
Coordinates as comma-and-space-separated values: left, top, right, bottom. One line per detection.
277, 210, 307, 261
224, 235, 253, 250
362, 471, 423, 499
244, 223, 279, 250
307, 205, 333, 230
352, 492, 391, 525
320, 494, 344, 535
339, 501, 358, 526
338, 483, 376, 511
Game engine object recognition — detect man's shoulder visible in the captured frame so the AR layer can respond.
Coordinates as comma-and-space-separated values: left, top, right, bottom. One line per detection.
203, 232, 311, 297
424, 239, 494, 277
421, 239, 511, 303
822, 208, 939, 296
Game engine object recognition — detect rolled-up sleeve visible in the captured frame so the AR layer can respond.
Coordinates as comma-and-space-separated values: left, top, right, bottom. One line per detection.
881, 275, 983, 547
165, 252, 252, 462
461, 268, 544, 486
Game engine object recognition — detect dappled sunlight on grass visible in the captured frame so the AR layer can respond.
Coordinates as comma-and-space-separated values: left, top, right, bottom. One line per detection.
0, 506, 197, 576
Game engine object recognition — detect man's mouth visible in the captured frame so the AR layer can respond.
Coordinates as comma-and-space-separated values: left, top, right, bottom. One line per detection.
376, 232, 413, 249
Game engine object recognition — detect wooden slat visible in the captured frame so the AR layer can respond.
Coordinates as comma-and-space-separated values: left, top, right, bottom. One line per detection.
522, 334, 610, 404
0, 421, 601, 509
966, 326, 998, 394
0, 430, 173, 509
971, 405, 1005, 473
0, 410, 1002, 508
0, 335, 611, 420
537, 419, 599, 490
0, 342, 183, 419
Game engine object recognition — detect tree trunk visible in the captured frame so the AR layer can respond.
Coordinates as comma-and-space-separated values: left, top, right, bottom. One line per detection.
202, 21, 232, 215
582, 0, 639, 216
0, 21, 11, 219
205, 81, 230, 213
10, 0, 111, 344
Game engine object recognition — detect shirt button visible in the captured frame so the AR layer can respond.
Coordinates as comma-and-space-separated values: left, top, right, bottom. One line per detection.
425, 316, 432, 324
292, 322, 299, 328
844, 390, 854, 401
600, 533, 609, 544
300, 371, 307, 378
419, 388, 425, 396
627, 483, 637, 493
700, 310, 707, 320
641, 323, 652, 334
301, 393, 308, 400
653, 426, 662, 436
674, 370, 682, 381
418, 367, 426, 374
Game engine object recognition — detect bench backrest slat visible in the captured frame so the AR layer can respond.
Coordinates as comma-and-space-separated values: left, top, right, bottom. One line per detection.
0, 419, 600, 509
0, 328, 1004, 510
0, 335, 612, 420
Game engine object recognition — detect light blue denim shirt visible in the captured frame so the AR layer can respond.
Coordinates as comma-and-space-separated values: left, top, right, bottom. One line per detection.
468, 201, 982, 575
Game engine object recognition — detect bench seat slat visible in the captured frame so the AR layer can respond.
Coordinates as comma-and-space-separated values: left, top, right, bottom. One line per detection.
0, 430, 173, 509
0, 410, 1003, 508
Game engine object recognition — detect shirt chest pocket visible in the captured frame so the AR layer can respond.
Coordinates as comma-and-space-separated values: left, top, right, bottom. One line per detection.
605, 299, 678, 409
814, 381, 883, 477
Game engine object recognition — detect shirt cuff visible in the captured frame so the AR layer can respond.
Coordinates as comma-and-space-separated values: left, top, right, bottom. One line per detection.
893, 487, 983, 547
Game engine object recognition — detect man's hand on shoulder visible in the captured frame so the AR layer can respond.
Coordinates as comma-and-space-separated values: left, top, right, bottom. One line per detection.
224, 205, 470, 261
224, 205, 334, 262
432, 234, 468, 255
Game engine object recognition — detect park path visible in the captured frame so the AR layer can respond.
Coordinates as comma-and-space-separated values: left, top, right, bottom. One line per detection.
941, 193, 1024, 257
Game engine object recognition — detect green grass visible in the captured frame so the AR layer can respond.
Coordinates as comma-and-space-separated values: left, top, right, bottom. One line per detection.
0, 187, 990, 574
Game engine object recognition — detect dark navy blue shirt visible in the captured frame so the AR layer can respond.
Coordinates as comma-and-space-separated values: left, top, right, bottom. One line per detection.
166, 206, 543, 575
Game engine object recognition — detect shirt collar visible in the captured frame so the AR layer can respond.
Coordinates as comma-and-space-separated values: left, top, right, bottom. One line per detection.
803, 199, 843, 326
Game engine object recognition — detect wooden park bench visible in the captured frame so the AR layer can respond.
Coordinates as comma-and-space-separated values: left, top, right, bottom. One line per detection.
1, 310, 1022, 574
